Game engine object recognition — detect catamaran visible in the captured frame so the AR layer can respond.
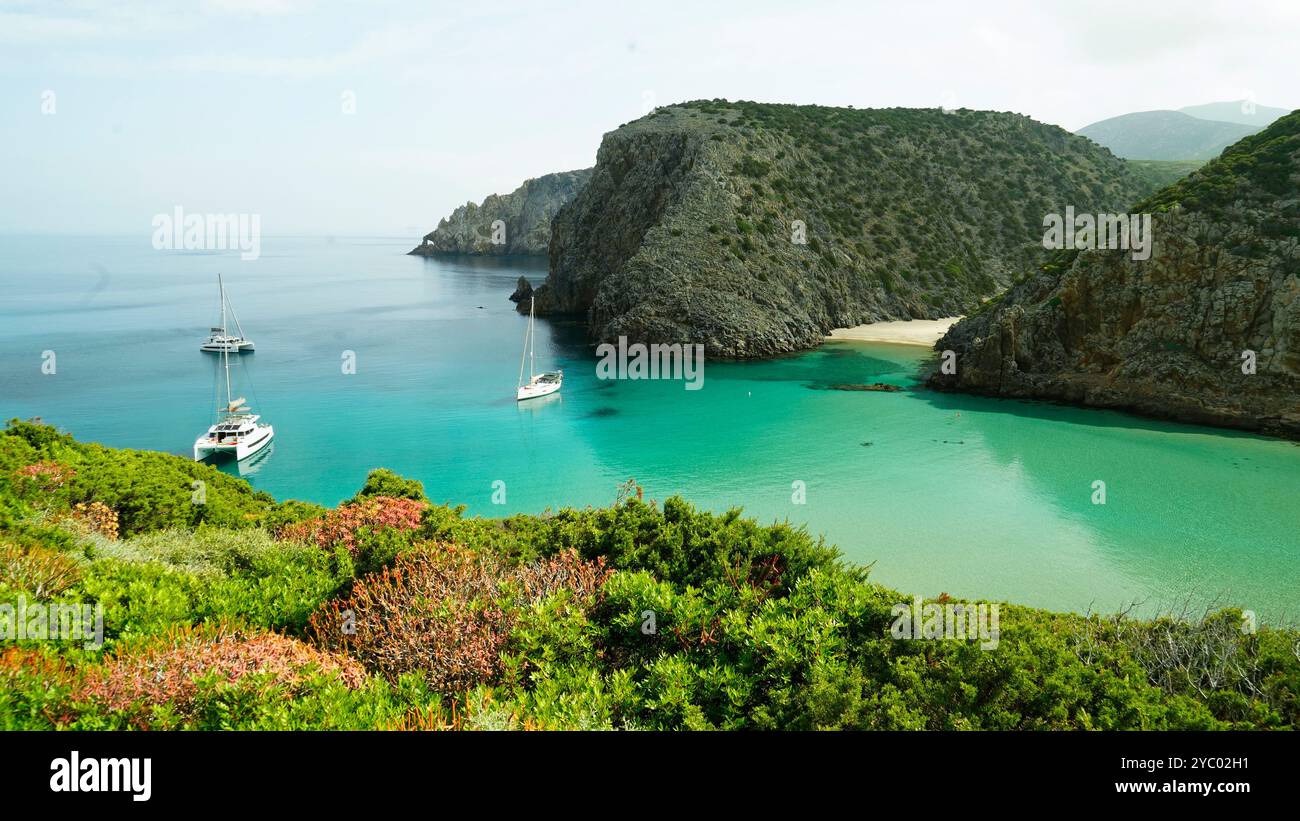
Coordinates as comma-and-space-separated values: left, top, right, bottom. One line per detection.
200, 274, 255, 353
517, 295, 562, 401
194, 288, 274, 461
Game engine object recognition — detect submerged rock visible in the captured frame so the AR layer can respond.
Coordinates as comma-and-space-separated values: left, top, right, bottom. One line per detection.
827, 383, 903, 392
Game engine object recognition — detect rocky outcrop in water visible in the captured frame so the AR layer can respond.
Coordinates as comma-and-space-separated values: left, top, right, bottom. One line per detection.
410, 168, 592, 256
509, 276, 533, 304
930, 111, 1300, 438
529, 101, 1150, 357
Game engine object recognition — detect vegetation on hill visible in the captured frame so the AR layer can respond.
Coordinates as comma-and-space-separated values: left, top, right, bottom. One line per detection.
1123, 159, 1203, 193
933, 111, 1300, 437
3, 420, 1297, 730
537, 100, 1149, 357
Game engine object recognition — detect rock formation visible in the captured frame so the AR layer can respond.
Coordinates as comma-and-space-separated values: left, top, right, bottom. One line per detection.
530, 100, 1151, 357
410, 168, 592, 256
930, 111, 1300, 438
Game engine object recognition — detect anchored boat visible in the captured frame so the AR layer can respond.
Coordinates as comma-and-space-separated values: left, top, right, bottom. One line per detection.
200, 274, 255, 353
516, 295, 562, 401
194, 285, 274, 461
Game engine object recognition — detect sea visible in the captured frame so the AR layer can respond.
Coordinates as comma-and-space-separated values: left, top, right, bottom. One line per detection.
2, 235, 1297, 622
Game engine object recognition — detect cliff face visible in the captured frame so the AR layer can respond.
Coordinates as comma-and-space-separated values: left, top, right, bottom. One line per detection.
931, 111, 1300, 438
530, 101, 1150, 357
410, 168, 592, 256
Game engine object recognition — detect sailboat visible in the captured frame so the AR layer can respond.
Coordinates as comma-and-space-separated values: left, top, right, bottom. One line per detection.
516, 295, 562, 401
194, 286, 274, 462
200, 274, 255, 353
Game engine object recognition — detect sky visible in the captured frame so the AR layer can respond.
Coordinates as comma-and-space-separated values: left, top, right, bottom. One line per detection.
1, 0, 1296, 237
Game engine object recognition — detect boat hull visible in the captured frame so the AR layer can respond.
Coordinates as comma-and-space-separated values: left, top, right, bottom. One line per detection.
517, 381, 561, 401
194, 426, 274, 462
200, 341, 255, 353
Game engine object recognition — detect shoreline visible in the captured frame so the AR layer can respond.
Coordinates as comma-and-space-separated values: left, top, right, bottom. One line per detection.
827, 317, 962, 346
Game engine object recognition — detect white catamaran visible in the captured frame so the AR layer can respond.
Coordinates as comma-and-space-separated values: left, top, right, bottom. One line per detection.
194, 281, 274, 462
517, 295, 562, 401
200, 274, 255, 353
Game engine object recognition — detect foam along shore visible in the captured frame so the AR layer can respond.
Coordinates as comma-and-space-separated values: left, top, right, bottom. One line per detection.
827, 317, 962, 346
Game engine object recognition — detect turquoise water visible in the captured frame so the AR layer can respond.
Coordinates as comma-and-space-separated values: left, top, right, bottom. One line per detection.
2, 236, 1297, 621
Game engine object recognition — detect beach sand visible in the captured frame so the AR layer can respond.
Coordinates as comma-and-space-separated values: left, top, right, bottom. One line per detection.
827, 317, 962, 347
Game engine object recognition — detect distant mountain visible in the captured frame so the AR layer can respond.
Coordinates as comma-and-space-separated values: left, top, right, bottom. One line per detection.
1076, 110, 1259, 161
1179, 100, 1290, 128
531, 100, 1150, 357
409, 168, 592, 256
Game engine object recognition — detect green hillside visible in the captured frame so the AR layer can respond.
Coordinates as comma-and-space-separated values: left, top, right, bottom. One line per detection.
933, 111, 1300, 438
536, 100, 1148, 357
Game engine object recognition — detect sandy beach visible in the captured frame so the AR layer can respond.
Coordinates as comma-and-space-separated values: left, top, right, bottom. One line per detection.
827, 317, 962, 346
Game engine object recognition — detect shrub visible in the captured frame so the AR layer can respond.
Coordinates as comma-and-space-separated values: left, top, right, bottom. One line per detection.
80, 529, 353, 637
277, 496, 425, 557
65, 502, 119, 540
10, 461, 75, 499
75, 625, 365, 723
311, 546, 608, 693
0, 543, 81, 598
352, 469, 428, 504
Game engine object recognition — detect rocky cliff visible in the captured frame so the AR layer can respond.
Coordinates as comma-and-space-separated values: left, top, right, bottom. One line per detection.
529, 100, 1151, 357
410, 168, 592, 256
930, 111, 1300, 438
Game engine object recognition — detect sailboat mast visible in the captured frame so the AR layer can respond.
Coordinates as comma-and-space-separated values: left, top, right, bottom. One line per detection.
220, 275, 232, 407
529, 296, 535, 381
517, 298, 530, 389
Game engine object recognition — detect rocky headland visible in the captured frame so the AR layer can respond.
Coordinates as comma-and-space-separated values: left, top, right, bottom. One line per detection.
930, 111, 1300, 438
526, 100, 1155, 357
410, 168, 592, 256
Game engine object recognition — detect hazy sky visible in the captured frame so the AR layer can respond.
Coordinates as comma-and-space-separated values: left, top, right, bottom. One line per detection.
1, 0, 1296, 237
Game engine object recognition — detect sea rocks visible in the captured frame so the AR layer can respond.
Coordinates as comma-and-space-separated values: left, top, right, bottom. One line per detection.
827, 383, 903, 392
410, 168, 592, 256
509, 276, 533, 304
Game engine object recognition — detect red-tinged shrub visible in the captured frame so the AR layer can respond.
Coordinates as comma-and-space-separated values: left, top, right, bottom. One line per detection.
0, 645, 78, 685
310, 545, 608, 693
10, 461, 75, 496
276, 495, 425, 555
76, 625, 366, 718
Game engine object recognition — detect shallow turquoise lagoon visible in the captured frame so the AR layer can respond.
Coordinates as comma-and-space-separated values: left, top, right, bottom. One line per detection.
2, 236, 1296, 621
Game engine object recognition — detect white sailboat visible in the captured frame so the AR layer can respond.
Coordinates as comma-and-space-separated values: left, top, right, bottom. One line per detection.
516, 295, 562, 401
194, 293, 274, 462
200, 274, 255, 353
